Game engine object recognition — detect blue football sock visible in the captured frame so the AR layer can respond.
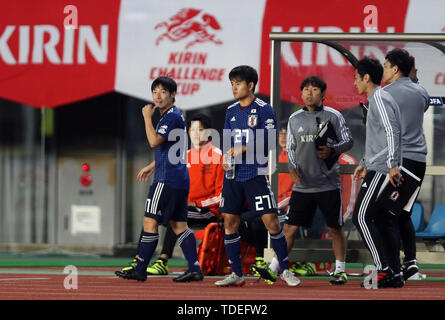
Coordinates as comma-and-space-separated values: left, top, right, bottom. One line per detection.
224, 233, 243, 277
135, 232, 159, 274
270, 229, 290, 272
178, 229, 201, 273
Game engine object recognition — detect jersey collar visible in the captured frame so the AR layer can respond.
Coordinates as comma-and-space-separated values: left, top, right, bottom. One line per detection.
303, 105, 323, 112
239, 96, 255, 110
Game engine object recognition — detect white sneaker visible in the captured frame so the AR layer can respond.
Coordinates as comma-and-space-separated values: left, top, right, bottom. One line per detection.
280, 269, 301, 287
214, 272, 246, 287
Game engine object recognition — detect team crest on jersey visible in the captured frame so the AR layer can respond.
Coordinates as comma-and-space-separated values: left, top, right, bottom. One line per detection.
390, 191, 400, 201
248, 114, 258, 128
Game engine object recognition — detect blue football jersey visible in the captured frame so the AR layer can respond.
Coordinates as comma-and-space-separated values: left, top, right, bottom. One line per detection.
154, 106, 190, 190
223, 97, 276, 182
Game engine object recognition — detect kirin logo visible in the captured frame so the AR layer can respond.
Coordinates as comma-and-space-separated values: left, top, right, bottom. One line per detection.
155, 8, 223, 49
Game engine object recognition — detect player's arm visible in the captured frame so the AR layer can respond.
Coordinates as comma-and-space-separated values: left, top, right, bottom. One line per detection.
214, 154, 224, 197
376, 92, 403, 187
142, 104, 166, 148
353, 164, 366, 181
262, 105, 277, 155
318, 113, 353, 160
286, 121, 301, 184
329, 112, 353, 155
222, 111, 235, 169
196, 153, 224, 209
423, 93, 430, 112
227, 145, 247, 157
137, 161, 155, 182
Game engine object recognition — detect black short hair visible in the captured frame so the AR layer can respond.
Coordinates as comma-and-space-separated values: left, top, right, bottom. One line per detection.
300, 76, 327, 92
187, 113, 212, 130
228, 65, 258, 92
151, 76, 177, 94
278, 120, 288, 132
385, 48, 413, 77
356, 56, 383, 85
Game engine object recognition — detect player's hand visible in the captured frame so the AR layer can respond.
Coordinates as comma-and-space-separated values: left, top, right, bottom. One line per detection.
317, 146, 332, 160
137, 164, 155, 182
227, 146, 246, 157
188, 202, 197, 207
142, 104, 158, 119
290, 168, 301, 184
222, 147, 245, 170
353, 165, 367, 181
389, 167, 404, 187
222, 153, 232, 171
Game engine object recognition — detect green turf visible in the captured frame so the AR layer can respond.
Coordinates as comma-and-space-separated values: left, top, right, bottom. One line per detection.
0, 252, 187, 268
0, 253, 444, 272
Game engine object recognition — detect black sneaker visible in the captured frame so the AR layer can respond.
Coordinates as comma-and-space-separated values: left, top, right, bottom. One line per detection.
329, 272, 348, 285
250, 262, 278, 284
360, 269, 394, 288
376, 269, 396, 288
121, 257, 138, 271
173, 270, 204, 282
383, 273, 405, 288
401, 260, 419, 281
115, 268, 147, 282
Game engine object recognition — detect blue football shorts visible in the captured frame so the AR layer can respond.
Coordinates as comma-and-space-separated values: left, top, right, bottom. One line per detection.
219, 175, 278, 216
144, 182, 189, 225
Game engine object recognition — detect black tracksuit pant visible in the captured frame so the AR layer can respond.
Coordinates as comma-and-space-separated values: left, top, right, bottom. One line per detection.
381, 158, 426, 269
353, 170, 396, 271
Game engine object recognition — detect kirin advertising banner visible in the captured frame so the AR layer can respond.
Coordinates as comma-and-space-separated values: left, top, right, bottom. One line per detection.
0, 0, 120, 107
0, 0, 444, 109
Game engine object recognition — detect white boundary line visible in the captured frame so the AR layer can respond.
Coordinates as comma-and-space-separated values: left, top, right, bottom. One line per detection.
0, 277, 49, 281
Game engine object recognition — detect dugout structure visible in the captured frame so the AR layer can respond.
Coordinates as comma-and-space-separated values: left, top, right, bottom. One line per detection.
267, 33, 445, 264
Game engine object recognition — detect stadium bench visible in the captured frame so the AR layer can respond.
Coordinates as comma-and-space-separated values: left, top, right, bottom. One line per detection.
416, 204, 445, 239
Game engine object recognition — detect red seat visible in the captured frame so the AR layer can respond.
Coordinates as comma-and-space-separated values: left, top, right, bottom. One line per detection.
197, 222, 256, 275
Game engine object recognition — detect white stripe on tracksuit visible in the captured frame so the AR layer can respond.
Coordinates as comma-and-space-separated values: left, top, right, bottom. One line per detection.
357, 172, 383, 270
375, 90, 395, 169
265, 176, 277, 208
150, 183, 164, 214
201, 196, 221, 207
338, 196, 343, 227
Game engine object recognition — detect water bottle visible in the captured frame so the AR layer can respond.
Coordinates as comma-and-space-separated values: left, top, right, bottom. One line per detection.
225, 154, 235, 180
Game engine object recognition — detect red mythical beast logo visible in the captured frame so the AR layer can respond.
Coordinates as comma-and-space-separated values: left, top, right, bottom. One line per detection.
155, 8, 223, 49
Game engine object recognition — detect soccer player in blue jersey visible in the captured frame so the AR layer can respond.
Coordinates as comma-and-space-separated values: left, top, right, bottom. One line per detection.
115, 76, 203, 282
214, 65, 300, 287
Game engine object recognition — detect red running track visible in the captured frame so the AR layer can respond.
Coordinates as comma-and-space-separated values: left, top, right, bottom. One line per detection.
0, 267, 444, 300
